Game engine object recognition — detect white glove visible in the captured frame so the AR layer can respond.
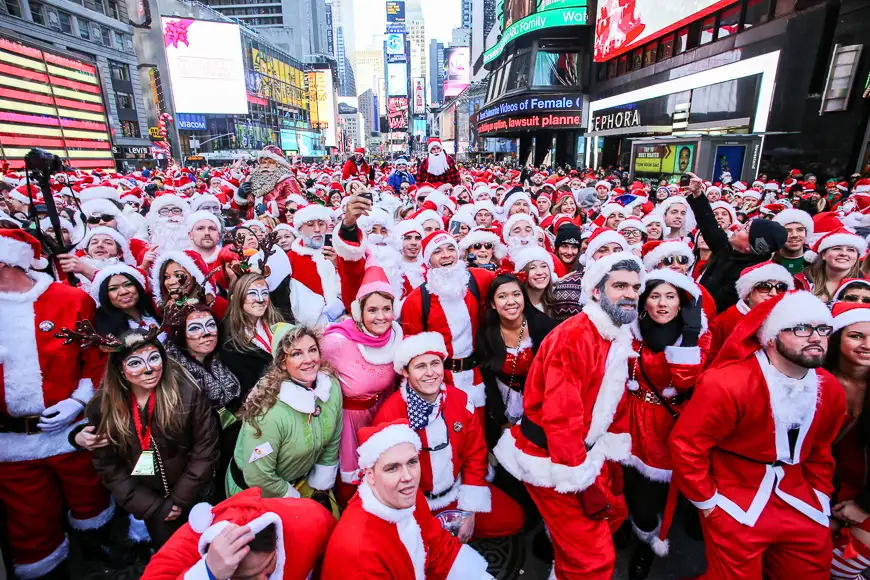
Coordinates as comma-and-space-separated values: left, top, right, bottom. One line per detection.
324, 297, 346, 322
283, 483, 301, 499
38, 398, 85, 433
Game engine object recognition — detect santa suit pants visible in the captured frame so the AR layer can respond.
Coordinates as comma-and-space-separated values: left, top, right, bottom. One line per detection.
699, 494, 831, 580
0, 451, 112, 575
433, 483, 526, 539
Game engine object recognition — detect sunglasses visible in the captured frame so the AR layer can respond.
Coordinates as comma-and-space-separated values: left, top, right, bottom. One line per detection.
86, 214, 115, 225
754, 281, 790, 294
472, 243, 493, 250
841, 294, 870, 304
662, 255, 690, 266
286, 208, 297, 215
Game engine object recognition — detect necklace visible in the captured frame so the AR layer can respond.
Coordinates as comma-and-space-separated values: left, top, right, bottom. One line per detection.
501, 317, 527, 402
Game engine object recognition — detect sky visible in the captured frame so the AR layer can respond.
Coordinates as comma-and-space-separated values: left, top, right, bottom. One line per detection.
353, 0, 462, 52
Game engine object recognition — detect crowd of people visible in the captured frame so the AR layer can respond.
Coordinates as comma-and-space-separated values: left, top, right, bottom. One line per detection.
1, 137, 870, 580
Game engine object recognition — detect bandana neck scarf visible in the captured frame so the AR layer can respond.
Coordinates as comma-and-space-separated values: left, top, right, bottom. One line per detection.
406, 385, 436, 430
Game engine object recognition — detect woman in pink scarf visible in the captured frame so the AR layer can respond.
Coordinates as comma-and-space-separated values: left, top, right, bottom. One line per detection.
321, 264, 402, 505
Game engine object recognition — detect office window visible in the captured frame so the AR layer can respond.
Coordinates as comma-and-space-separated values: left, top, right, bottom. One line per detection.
674, 27, 689, 55
631, 49, 642, 71
700, 16, 716, 45
718, 4, 740, 38
58, 11, 72, 33
110, 61, 130, 81
120, 120, 139, 137
507, 50, 531, 91
533, 50, 580, 87
112, 30, 123, 49
643, 42, 657, 67
91, 22, 103, 44
659, 34, 674, 60
116, 92, 133, 109
125, 36, 134, 53
78, 18, 90, 39
5, 0, 21, 17
744, 0, 773, 29
30, 1, 45, 24
617, 54, 627, 75
84, 0, 104, 13
607, 58, 617, 79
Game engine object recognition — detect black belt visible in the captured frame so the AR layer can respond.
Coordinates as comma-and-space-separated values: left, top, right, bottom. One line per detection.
496, 371, 527, 392
520, 417, 548, 451
717, 447, 787, 468
444, 353, 477, 373
0, 415, 42, 434
425, 485, 455, 501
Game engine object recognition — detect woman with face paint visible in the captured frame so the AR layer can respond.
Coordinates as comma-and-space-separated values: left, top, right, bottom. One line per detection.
220, 272, 285, 401
86, 328, 219, 548
149, 250, 229, 320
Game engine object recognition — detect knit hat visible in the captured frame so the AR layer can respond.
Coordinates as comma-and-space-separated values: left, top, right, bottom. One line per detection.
79, 226, 135, 265
773, 208, 814, 237
581, 251, 645, 297
351, 265, 395, 322
357, 419, 423, 470
392, 331, 447, 373
641, 240, 695, 271
89, 263, 147, 307
0, 229, 48, 270
831, 302, 870, 332
292, 204, 332, 229
735, 261, 794, 301
555, 223, 583, 249
186, 210, 221, 232
747, 219, 787, 256
804, 227, 867, 263
421, 230, 458, 265
513, 246, 557, 282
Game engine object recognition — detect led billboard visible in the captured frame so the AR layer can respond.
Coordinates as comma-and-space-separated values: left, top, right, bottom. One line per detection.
161, 18, 247, 114
594, 0, 734, 62
387, 97, 409, 130
386, 33, 405, 56
386, 0, 405, 23
387, 62, 408, 96
444, 47, 471, 98
485, 5, 589, 64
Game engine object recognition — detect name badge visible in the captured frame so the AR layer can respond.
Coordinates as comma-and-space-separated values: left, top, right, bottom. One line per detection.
249, 442, 274, 463
131, 451, 155, 476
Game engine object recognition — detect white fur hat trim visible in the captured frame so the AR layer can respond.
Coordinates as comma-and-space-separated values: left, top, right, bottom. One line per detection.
642, 241, 694, 272
773, 208, 814, 237
393, 332, 447, 373
293, 204, 333, 229
758, 291, 832, 345
735, 263, 793, 301
645, 268, 701, 300
358, 423, 423, 470
581, 251, 645, 297
503, 213, 537, 240
186, 210, 221, 232
513, 246, 557, 282
88, 263, 146, 307
459, 229, 505, 259
833, 308, 870, 332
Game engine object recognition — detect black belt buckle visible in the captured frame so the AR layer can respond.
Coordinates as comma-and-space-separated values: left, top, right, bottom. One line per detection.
0, 415, 41, 435
425, 487, 452, 501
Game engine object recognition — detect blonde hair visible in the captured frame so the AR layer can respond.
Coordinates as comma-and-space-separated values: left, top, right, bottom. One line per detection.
240, 325, 333, 436
805, 248, 862, 301
224, 272, 283, 351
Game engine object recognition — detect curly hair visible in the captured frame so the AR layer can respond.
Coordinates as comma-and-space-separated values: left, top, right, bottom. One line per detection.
240, 325, 333, 436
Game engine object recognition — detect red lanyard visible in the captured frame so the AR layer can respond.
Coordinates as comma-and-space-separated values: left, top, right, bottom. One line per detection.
131, 394, 155, 451
252, 323, 273, 353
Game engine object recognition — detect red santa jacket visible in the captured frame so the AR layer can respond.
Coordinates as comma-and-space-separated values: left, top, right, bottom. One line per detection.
493, 301, 634, 493
0, 273, 105, 462
670, 350, 845, 527
705, 300, 750, 368
341, 158, 370, 181
141, 488, 335, 580
401, 268, 496, 408
374, 384, 491, 512
322, 483, 489, 580
416, 155, 460, 187
234, 176, 302, 220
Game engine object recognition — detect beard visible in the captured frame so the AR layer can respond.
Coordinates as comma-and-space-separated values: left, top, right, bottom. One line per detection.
775, 337, 826, 370
426, 261, 469, 301
507, 236, 535, 261
302, 233, 324, 250
599, 291, 638, 326
369, 244, 405, 295
250, 165, 291, 198
82, 256, 121, 269
427, 152, 449, 176
150, 219, 192, 251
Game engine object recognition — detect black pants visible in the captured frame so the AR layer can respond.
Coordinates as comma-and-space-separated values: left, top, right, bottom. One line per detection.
623, 466, 669, 533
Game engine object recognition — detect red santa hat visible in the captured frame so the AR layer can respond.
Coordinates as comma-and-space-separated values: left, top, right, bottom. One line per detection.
7, 184, 42, 204
88, 263, 147, 307
513, 246, 557, 282
0, 229, 49, 270
351, 265, 395, 321
599, 202, 626, 218
78, 185, 121, 203
595, 180, 611, 191
772, 208, 814, 237
258, 144, 292, 170
582, 228, 628, 265
427, 138, 443, 153
734, 261, 794, 301
354, 147, 365, 155
710, 201, 738, 226
655, 196, 696, 233
641, 213, 662, 228
120, 188, 144, 206
148, 193, 190, 222
616, 216, 647, 235
459, 228, 506, 259
502, 190, 533, 214
832, 278, 870, 303
357, 418, 423, 472
643, 268, 702, 301
292, 204, 333, 229
79, 226, 135, 265
641, 240, 695, 272
421, 230, 457, 265
392, 331, 447, 374
804, 227, 867, 263
741, 189, 763, 201
394, 219, 424, 239
414, 209, 443, 229
190, 193, 222, 212
502, 213, 537, 241
854, 179, 870, 194
831, 302, 870, 332
149, 249, 211, 306
185, 210, 222, 233
581, 251, 645, 297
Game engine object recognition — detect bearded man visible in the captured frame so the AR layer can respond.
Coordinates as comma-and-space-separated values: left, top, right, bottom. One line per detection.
416, 138, 460, 187
140, 194, 191, 272
236, 145, 302, 220
341, 147, 371, 181
501, 213, 541, 271
186, 210, 223, 272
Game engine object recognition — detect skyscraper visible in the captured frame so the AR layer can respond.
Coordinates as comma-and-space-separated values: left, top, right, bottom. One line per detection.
461, 0, 472, 28
331, 0, 357, 96
429, 39, 444, 104
408, 19, 427, 82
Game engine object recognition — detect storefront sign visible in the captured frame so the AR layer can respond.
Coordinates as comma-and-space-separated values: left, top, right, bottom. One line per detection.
148, 126, 161, 138
484, 5, 589, 65
176, 113, 206, 131
590, 108, 641, 133
113, 146, 152, 158
478, 112, 582, 135
479, 94, 583, 123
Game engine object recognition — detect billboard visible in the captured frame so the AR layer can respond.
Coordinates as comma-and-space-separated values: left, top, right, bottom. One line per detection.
386, 0, 405, 22
412, 77, 426, 114
161, 18, 247, 114
387, 97, 409, 130
444, 47, 471, 98
594, 0, 734, 62
486, 6, 589, 64
387, 62, 408, 96
315, 69, 337, 147
386, 33, 405, 56
633, 143, 695, 174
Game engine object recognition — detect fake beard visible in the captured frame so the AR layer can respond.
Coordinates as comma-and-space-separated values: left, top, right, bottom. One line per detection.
426, 260, 469, 301
427, 152, 449, 176
150, 218, 192, 251
368, 243, 405, 294
507, 235, 536, 260
82, 256, 121, 269
250, 165, 290, 199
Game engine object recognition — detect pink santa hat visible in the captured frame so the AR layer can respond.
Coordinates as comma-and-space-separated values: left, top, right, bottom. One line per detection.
350, 265, 395, 322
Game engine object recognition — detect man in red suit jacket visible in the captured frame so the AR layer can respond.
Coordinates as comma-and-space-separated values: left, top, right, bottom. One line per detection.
670, 290, 845, 579
375, 333, 524, 540
401, 231, 495, 419
494, 252, 644, 580
341, 147, 370, 181
322, 419, 492, 580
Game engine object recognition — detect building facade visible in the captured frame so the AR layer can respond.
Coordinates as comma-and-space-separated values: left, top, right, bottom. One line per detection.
429, 39, 444, 104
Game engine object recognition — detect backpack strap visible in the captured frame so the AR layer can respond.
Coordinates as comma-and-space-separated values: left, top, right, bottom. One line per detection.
421, 272, 480, 332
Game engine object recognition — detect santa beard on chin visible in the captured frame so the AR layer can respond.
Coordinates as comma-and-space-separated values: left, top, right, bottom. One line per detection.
82, 256, 121, 270
598, 291, 637, 326
507, 236, 535, 260
368, 243, 405, 294
150, 218, 192, 251
426, 260, 469, 301
427, 152, 449, 176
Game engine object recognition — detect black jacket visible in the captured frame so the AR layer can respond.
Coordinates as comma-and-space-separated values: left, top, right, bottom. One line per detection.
219, 339, 272, 401
479, 307, 559, 449
688, 194, 772, 313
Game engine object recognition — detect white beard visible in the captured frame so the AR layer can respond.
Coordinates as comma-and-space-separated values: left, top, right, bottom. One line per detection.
426, 261, 469, 301
402, 257, 425, 288
369, 244, 405, 296
768, 374, 818, 430
507, 236, 536, 262
427, 152, 449, 176
82, 256, 121, 269
150, 219, 192, 252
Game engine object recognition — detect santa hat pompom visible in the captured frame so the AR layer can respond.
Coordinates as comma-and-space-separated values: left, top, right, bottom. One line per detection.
188, 502, 215, 534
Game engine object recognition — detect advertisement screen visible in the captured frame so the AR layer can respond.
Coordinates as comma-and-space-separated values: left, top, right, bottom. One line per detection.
161, 18, 247, 114
633, 144, 666, 174
386, 33, 405, 56
412, 77, 426, 114
594, 0, 733, 62
315, 69, 337, 147
387, 62, 408, 96
662, 143, 695, 174
387, 97, 409, 130
485, 6, 588, 64
386, 0, 405, 22
412, 118, 426, 137
443, 47, 470, 98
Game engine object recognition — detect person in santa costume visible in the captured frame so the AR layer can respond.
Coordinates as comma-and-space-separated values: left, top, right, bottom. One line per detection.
321, 419, 493, 579
494, 252, 644, 579
374, 332, 525, 539
401, 231, 496, 419
706, 261, 794, 367
342, 147, 371, 182
772, 207, 813, 275
235, 146, 303, 220
140, 487, 336, 580
794, 227, 866, 303
0, 229, 116, 579
142, 194, 192, 268
416, 138, 460, 187
185, 210, 222, 273
394, 219, 426, 298
670, 290, 845, 580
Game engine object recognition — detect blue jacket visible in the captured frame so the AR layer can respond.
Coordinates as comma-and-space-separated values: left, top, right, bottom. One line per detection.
387, 171, 415, 193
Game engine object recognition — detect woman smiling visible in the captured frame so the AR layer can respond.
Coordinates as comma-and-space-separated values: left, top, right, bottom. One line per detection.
90, 263, 160, 339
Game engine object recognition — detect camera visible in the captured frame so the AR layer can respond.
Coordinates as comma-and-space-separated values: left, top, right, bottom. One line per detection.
24, 148, 63, 175
679, 174, 691, 187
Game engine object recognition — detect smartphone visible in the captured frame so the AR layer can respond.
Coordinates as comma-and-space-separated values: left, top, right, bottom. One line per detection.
360, 192, 373, 202
679, 174, 691, 187
324, 233, 333, 247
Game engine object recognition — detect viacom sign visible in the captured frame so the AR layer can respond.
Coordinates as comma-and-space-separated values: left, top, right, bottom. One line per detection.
483, 5, 589, 64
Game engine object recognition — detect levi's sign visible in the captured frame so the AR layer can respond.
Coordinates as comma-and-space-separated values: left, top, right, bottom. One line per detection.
484, 5, 589, 64
478, 94, 583, 122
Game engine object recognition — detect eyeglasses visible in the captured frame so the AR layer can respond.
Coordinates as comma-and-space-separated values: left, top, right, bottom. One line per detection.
86, 214, 115, 225
841, 294, 870, 304
472, 243, 493, 250
753, 281, 790, 294
158, 206, 184, 217
782, 324, 833, 337
621, 229, 642, 238
662, 255, 690, 266
198, 204, 221, 213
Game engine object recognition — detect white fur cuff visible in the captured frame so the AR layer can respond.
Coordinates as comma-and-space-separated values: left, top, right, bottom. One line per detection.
552, 432, 631, 494
306, 463, 338, 491
182, 558, 211, 580
233, 188, 249, 206
457, 484, 492, 513
332, 223, 367, 262
665, 346, 701, 366
283, 483, 302, 499
446, 544, 490, 580
70, 378, 95, 406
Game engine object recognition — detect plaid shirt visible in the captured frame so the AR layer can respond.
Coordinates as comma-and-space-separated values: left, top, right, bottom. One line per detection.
416, 155, 460, 186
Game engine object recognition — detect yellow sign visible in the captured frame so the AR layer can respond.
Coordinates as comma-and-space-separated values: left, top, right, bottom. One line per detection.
148, 126, 161, 138
251, 48, 306, 110
187, 155, 204, 161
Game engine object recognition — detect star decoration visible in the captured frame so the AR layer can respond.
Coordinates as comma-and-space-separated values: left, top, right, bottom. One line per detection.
164, 19, 193, 49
